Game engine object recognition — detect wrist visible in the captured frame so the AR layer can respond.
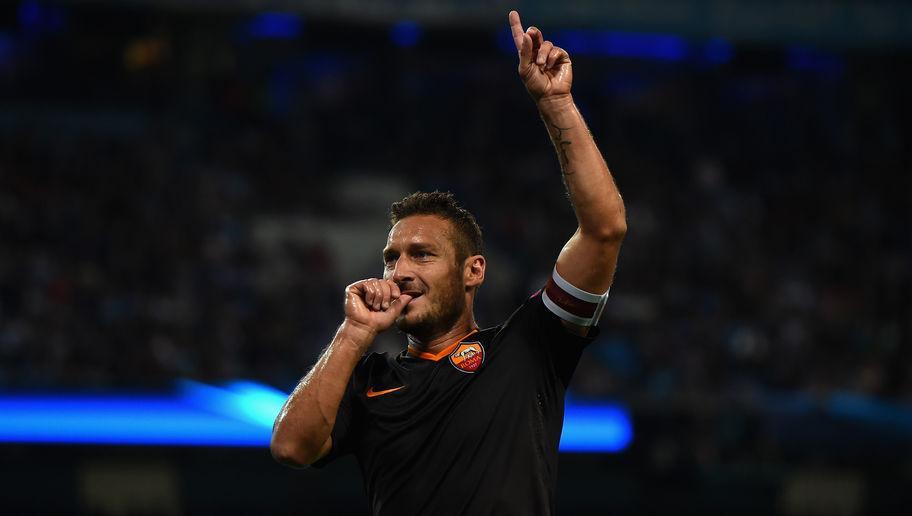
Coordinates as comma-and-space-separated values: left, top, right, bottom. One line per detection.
536, 94, 575, 118
337, 319, 378, 351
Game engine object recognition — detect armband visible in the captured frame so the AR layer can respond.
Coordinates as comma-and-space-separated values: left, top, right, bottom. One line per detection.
541, 267, 609, 327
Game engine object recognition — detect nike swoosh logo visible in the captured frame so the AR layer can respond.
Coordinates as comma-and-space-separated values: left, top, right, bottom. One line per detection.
366, 385, 406, 398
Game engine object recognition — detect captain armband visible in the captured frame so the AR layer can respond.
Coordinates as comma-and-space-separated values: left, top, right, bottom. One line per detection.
541, 267, 609, 327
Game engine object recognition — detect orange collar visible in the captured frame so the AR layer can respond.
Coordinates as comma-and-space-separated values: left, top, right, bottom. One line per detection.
407, 329, 479, 361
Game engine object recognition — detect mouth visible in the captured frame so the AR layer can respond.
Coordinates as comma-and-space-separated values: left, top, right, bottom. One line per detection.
401, 291, 423, 299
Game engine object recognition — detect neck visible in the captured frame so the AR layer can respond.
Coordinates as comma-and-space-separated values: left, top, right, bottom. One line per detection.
407, 311, 478, 355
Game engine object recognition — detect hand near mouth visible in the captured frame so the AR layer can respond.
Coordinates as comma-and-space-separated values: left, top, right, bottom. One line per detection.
343, 278, 414, 335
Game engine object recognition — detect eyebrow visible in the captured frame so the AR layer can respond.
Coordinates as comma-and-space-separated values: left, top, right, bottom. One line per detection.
383, 242, 437, 260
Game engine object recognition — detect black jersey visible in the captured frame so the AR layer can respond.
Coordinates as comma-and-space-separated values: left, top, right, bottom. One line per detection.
312, 290, 598, 515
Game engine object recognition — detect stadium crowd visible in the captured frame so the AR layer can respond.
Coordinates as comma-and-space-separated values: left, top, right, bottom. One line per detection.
1, 13, 909, 416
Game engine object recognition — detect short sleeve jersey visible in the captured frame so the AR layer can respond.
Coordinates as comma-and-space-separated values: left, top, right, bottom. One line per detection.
312, 290, 598, 515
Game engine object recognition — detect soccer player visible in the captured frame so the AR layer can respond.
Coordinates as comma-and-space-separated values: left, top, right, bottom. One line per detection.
271, 10, 627, 515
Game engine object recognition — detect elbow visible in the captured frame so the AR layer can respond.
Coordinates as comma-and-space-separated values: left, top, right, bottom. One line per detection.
580, 200, 627, 243
583, 219, 627, 243
270, 434, 316, 468
603, 221, 627, 242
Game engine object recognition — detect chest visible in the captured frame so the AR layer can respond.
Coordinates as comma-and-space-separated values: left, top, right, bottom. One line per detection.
355, 337, 549, 458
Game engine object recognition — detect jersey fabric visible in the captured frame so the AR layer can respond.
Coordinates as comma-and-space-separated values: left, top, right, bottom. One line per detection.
312, 289, 599, 515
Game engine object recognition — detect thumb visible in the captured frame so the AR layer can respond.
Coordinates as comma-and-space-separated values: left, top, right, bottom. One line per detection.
389, 293, 413, 314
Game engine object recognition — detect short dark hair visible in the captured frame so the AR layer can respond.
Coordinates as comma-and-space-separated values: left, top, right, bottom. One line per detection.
389, 191, 484, 262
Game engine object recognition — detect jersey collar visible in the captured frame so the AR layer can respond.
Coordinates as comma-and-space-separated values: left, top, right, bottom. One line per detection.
406, 329, 479, 361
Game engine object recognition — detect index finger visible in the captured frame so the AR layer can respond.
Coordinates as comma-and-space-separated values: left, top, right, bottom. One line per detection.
509, 10, 524, 51
387, 279, 401, 299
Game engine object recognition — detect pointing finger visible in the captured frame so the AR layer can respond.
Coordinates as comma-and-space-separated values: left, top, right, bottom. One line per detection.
508, 10, 524, 52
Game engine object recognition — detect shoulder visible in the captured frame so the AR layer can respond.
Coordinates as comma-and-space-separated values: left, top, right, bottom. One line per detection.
501, 289, 551, 330
498, 288, 601, 347
469, 326, 500, 345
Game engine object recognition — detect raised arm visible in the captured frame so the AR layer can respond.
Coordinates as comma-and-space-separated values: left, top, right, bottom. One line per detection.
270, 279, 412, 467
509, 11, 626, 331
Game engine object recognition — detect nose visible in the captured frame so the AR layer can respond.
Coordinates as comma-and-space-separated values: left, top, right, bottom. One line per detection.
386, 257, 414, 284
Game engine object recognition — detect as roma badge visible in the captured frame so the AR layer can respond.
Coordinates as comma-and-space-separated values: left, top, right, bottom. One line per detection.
449, 341, 484, 373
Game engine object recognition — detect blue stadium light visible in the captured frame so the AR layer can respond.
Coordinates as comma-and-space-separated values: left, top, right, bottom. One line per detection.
786, 45, 844, 78
554, 29, 688, 61
699, 37, 734, 65
179, 379, 287, 428
391, 20, 422, 48
0, 381, 632, 451
827, 391, 912, 434
497, 27, 695, 62
560, 404, 633, 452
497, 27, 732, 67
18, 0, 67, 35
246, 12, 302, 40
0, 395, 267, 446
496, 27, 518, 54
0, 31, 14, 66
18, 1, 44, 30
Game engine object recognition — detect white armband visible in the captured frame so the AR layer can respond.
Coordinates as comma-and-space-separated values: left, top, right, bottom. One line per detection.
541, 267, 609, 327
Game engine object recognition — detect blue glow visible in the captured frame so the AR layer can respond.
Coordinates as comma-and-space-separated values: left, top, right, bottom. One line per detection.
554, 29, 688, 61
178, 379, 287, 429
391, 20, 422, 48
560, 404, 633, 452
827, 391, 912, 434
0, 395, 267, 446
0, 31, 13, 66
247, 12, 302, 40
18, 1, 42, 29
0, 382, 632, 451
18, 1, 66, 35
700, 37, 734, 65
227, 380, 289, 422
496, 27, 518, 54
497, 27, 733, 67
786, 45, 844, 78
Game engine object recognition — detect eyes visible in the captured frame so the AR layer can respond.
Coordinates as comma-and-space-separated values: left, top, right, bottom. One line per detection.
383, 250, 433, 268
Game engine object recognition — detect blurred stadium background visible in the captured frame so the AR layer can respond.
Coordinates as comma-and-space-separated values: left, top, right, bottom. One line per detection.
1, 0, 910, 514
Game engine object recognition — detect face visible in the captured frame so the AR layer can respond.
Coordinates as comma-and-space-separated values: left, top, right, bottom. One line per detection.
383, 215, 467, 338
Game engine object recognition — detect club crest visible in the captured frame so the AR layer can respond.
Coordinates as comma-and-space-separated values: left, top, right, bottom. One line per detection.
449, 341, 484, 373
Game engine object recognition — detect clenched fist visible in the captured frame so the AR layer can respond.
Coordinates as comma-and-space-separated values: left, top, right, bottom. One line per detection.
343, 278, 413, 336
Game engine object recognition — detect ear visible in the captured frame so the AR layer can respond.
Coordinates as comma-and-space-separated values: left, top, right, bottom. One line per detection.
463, 255, 486, 288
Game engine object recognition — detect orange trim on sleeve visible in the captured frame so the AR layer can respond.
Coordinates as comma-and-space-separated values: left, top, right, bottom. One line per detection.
407, 329, 479, 361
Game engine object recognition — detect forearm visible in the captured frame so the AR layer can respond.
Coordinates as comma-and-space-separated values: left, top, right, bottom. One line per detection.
510, 11, 626, 296
538, 94, 626, 240
270, 320, 375, 466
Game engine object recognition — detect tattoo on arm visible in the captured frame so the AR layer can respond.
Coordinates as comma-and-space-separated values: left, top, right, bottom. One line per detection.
550, 122, 574, 176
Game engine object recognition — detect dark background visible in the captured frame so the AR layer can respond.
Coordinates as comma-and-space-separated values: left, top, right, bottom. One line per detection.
1, 1, 910, 514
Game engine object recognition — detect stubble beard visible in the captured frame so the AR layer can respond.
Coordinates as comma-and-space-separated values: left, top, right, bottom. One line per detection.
396, 272, 466, 342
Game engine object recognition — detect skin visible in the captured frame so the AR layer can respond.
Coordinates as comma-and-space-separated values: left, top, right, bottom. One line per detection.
270, 10, 626, 467
508, 10, 627, 303
381, 214, 485, 354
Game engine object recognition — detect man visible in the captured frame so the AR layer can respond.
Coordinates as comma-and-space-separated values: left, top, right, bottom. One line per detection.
271, 10, 627, 515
